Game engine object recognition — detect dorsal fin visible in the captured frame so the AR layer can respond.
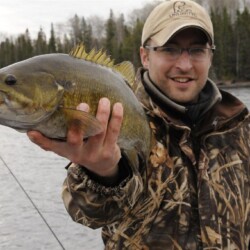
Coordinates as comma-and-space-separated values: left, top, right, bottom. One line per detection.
69, 43, 115, 67
69, 43, 135, 87
113, 61, 135, 88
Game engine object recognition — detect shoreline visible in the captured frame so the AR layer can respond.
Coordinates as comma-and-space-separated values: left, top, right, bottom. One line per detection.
217, 82, 250, 89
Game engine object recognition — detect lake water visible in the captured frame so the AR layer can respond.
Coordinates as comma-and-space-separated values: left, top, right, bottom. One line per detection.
0, 87, 250, 250
0, 131, 104, 248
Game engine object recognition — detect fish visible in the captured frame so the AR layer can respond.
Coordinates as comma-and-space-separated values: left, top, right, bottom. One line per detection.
0, 44, 151, 167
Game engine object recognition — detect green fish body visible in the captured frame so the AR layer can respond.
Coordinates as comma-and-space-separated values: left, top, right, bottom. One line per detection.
0, 45, 151, 167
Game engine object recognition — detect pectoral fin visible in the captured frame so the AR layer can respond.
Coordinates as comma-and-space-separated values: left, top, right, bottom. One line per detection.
62, 108, 103, 137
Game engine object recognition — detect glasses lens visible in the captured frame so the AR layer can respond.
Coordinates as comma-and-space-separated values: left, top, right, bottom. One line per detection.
158, 47, 180, 60
190, 48, 209, 61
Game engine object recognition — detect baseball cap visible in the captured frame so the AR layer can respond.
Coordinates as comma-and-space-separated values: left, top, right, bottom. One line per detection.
141, 0, 214, 46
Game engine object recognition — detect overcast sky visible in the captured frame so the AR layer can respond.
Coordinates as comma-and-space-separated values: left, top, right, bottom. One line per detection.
0, 0, 155, 38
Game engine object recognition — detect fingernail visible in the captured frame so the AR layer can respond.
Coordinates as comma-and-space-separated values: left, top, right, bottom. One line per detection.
100, 97, 110, 106
114, 102, 123, 112
77, 103, 89, 112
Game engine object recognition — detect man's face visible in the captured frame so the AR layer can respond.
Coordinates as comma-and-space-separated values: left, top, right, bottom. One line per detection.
140, 28, 213, 104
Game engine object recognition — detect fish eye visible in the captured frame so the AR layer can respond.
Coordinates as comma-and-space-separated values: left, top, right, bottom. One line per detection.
5, 74, 17, 85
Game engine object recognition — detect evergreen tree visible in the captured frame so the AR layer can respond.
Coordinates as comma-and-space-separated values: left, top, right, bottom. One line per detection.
235, 8, 250, 80
121, 26, 133, 62
34, 28, 47, 55
81, 17, 93, 51
14, 29, 33, 62
105, 10, 117, 58
56, 37, 64, 53
70, 14, 83, 45
120, 18, 144, 69
24, 29, 33, 58
0, 38, 15, 67
131, 19, 144, 68
48, 23, 57, 53
211, 8, 235, 81
63, 34, 73, 53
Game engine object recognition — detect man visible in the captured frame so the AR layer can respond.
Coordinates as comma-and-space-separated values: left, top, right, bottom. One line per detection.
28, 0, 250, 249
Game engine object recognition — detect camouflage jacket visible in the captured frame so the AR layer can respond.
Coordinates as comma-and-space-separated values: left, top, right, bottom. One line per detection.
62, 70, 250, 250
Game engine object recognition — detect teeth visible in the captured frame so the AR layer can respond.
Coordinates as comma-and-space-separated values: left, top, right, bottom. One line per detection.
174, 78, 190, 83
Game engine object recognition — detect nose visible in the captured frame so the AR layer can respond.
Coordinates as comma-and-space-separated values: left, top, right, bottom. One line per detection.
174, 50, 193, 71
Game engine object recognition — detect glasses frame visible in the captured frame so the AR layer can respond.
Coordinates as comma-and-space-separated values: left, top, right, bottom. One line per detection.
144, 45, 216, 61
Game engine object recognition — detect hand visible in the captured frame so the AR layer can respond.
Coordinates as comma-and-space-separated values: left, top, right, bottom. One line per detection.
27, 97, 124, 178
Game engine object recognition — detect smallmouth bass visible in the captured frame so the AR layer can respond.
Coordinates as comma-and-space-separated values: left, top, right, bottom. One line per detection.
0, 44, 151, 167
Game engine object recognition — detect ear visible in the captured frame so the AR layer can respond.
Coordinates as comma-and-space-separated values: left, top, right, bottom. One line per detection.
140, 46, 149, 69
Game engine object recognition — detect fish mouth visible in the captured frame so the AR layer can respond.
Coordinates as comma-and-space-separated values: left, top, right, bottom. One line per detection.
0, 91, 24, 114
0, 91, 9, 105
0, 90, 52, 126
0, 93, 37, 129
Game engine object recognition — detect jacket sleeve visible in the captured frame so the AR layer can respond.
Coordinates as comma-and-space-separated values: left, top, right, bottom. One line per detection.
61, 158, 145, 229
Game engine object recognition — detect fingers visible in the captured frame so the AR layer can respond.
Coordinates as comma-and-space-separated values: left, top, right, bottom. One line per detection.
27, 131, 66, 155
96, 98, 111, 132
27, 131, 51, 150
104, 102, 123, 148
85, 99, 123, 163
27, 98, 123, 174
27, 130, 82, 161
87, 98, 111, 146
83, 99, 123, 174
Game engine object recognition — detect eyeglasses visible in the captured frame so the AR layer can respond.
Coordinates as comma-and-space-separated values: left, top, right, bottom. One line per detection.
144, 45, 216, 61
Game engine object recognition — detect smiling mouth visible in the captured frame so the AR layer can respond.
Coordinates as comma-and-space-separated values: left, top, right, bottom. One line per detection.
172, 77, 193, 83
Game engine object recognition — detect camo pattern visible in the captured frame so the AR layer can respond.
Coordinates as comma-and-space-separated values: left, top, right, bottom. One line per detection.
62, 75, 250, 249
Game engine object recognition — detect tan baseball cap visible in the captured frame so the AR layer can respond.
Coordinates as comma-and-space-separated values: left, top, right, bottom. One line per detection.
141, 0, 214, 46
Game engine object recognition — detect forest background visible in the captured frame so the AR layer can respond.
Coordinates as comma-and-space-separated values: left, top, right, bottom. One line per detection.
1, 0, 250, 83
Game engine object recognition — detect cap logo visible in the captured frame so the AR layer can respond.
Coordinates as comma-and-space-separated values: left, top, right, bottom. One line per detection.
169, 1, 197, 18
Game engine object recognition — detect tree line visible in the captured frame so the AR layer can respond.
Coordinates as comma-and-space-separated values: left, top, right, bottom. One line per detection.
0, 1, 250, 83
